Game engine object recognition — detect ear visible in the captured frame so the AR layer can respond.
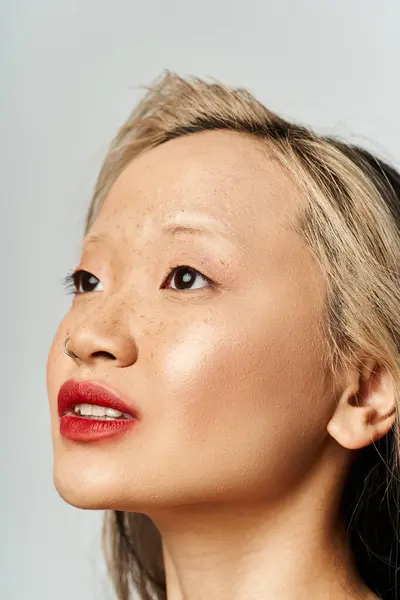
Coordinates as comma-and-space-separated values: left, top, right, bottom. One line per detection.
327, 358, 396, 450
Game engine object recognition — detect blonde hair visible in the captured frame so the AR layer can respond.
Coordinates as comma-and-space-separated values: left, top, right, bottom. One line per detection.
82, 72, 400, 600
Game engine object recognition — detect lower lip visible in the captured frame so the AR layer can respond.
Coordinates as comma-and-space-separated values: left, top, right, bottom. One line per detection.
59, 415, 138, 442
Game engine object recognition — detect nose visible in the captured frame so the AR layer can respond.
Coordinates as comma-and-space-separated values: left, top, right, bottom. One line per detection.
65, 305, 138, 368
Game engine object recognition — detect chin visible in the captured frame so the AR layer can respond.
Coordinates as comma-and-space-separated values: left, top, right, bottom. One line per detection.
52, 458, 169, 513
53, 466, 114, 510
52, 450, 136, 510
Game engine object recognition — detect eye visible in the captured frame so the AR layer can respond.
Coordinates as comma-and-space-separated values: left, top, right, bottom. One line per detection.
162, 265, 214, 291
62, 265, 215, 296
63, 269, 104, 295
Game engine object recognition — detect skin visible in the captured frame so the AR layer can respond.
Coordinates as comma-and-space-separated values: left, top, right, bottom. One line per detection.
47, 130, 395, 599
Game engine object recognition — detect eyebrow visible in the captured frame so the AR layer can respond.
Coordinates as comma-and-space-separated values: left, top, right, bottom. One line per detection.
83, 214, 243, 250
161, 214, 237, 242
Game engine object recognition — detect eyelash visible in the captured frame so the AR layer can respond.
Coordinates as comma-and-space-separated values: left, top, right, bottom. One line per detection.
62, 265, 216, 296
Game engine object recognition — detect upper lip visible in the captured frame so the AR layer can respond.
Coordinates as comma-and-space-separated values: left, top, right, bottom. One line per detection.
57, 378, 140, 418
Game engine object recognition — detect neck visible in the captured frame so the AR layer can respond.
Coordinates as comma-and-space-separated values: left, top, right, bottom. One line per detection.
147, 443, 378, 600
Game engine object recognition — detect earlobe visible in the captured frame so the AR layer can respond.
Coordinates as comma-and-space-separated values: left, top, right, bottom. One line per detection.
326, 359, 397, 450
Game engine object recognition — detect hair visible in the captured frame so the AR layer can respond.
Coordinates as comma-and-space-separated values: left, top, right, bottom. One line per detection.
82, 71, 400, 600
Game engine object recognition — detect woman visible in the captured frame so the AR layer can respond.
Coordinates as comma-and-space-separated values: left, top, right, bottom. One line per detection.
46, 71, 400, 600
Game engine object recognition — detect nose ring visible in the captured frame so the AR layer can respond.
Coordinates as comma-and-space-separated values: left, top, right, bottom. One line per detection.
63, 336, 78, 359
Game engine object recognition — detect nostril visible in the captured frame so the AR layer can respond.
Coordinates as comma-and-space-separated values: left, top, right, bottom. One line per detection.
92, 351, 117, 360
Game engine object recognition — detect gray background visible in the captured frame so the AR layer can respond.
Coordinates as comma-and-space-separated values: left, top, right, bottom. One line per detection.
2, 1, 400, 599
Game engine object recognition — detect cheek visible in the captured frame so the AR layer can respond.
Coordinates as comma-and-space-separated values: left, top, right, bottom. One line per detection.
149, 294, 330, 485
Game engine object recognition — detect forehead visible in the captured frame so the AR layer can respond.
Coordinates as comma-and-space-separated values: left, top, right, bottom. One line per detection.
86, 130, 325, 305
95, 130, 306, 241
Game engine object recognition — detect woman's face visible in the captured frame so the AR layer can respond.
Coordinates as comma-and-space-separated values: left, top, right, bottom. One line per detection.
47, 130, 334, 511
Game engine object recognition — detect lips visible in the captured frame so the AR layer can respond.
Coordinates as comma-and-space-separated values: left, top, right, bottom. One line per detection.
57, 378, 140, 442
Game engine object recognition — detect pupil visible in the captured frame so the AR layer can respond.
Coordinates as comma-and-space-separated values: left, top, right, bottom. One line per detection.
82, 271, 97, 291
176, 268, 194, 289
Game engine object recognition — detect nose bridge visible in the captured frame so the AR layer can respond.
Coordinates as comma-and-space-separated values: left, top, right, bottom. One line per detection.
68, 289, 137, 365
83, 288, 130, 333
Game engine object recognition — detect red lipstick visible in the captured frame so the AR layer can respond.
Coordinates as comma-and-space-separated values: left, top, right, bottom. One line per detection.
57, 379, 140, 442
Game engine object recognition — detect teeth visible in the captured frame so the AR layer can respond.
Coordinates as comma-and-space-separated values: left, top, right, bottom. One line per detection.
72, 403, 129, 419
92, 405, 106, 417
103, 407, 123, 418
